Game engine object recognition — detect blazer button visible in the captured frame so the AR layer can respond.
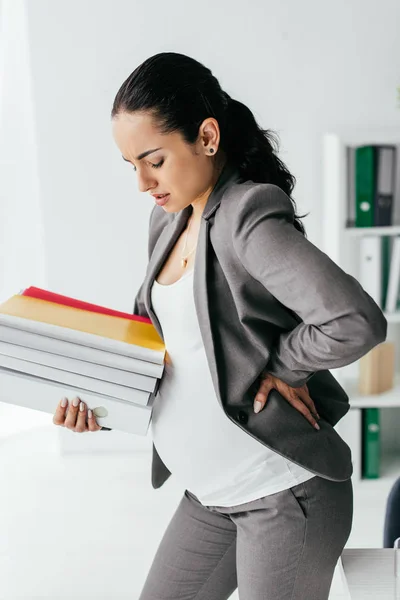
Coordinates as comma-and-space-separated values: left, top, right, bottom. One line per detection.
237, 410, 248, 424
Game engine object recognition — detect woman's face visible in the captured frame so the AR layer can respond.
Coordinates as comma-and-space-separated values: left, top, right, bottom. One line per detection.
112, 110, 223, 214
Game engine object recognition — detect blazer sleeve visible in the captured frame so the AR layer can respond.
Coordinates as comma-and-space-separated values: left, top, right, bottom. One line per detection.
232, 183, 388, 388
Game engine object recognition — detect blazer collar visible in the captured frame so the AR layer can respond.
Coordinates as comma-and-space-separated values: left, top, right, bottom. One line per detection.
200, 161, 242, 220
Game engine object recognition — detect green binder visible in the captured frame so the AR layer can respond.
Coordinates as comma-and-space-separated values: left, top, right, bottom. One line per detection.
355, 146, 376, 227
381, 236, 391, 309
362, 408, 380, 479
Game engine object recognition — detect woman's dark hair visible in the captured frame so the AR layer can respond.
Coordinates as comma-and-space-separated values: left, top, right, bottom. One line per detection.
111, 52, 308, 236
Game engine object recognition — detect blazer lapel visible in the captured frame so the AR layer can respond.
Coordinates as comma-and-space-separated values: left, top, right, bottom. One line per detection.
143, 206, 191, 338
192, 217, 223, 405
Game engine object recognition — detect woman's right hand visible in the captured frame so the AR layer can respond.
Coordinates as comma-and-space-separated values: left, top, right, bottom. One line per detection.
53, 396, 102, 432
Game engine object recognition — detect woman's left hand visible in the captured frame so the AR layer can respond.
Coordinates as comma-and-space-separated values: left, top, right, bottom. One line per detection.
253, 371, 321, 430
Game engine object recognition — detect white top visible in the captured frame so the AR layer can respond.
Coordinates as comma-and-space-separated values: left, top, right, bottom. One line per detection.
150, 268, 315, 507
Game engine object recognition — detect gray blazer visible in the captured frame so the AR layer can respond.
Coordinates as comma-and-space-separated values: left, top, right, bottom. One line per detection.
133, 162, 387, 489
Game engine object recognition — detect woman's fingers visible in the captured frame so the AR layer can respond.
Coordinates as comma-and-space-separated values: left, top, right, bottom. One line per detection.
87, 407, 102, 432
287, 390, 320, 430
53, 397, 69, 426
64, 396, 82, 430
253, 377, 273, 413
75, 400, 88, 432
296, 385, 321, 420
53, 397, 102, 432
252, 374, 321, 430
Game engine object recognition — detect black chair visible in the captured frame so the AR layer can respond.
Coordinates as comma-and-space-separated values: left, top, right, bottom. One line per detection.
383, 476, 400, 547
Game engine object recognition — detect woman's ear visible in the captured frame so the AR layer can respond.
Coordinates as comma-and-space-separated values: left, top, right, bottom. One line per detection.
199, 117, 220, 155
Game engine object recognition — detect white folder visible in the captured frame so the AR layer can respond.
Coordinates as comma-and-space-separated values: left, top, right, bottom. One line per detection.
0, 367, 153, 436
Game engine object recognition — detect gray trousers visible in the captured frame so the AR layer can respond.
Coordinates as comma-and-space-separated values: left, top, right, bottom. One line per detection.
139, 475, 353, 600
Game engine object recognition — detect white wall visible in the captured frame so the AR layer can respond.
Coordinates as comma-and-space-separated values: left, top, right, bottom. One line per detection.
0, 0, 49, 431
0, 0, 46, 302
16, 0, 399, 312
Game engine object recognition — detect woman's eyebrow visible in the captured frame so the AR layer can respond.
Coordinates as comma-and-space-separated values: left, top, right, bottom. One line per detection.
121, 147, 163, 162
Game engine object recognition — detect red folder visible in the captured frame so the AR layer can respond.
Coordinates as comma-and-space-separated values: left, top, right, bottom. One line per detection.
21, 287, 152, 324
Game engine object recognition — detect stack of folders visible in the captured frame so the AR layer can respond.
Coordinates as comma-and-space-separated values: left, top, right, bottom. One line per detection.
358, 230, 400, 314
346, 144, 397, 228
0, 287, 165, 435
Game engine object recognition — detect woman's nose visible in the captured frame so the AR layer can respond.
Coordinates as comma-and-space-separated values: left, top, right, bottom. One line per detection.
137, 172, 157, 193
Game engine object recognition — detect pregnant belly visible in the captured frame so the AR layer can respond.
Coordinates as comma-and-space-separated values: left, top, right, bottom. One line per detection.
150, 374, 276, 481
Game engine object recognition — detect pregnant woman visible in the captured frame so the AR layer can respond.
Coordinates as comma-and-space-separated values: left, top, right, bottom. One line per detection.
54, 52, 387, 599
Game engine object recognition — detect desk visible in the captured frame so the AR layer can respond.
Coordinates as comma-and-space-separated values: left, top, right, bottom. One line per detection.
338, 549, 398, 599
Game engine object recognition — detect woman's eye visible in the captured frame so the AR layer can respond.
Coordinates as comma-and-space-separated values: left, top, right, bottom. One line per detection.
151, 159, 164, 169
131, 159, 164, 173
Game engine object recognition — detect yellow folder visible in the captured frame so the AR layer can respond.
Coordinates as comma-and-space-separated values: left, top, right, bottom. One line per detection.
0, 295, 165, 352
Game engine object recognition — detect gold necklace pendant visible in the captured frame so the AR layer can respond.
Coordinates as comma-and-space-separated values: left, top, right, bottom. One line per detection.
181, 216, 196, 269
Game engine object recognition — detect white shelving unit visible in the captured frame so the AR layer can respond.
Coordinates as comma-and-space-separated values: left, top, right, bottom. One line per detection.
323, 128, 400, 484
340, 374, 400, 409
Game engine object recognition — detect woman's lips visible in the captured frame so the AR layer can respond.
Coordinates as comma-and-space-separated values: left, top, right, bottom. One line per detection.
154, 194, 170, 206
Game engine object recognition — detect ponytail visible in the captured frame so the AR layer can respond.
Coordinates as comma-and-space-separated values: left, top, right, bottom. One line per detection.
221, 94, 308, 236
